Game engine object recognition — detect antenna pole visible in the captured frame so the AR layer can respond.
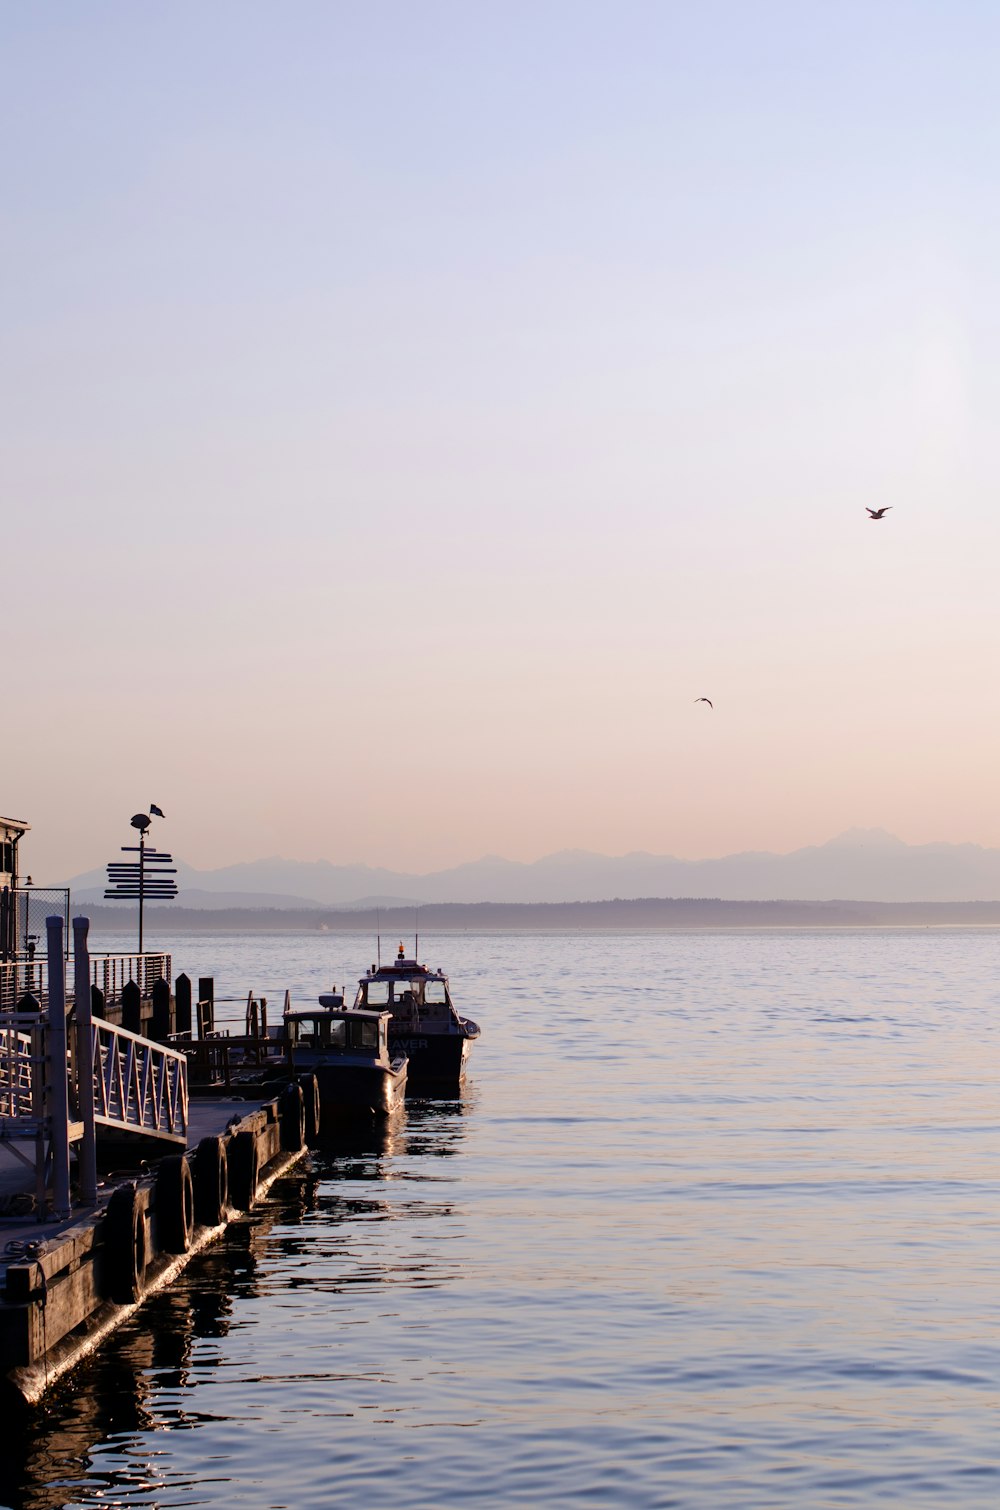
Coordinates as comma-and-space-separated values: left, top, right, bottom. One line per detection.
415, 908, 419, 962
138, 828, 145, 954
376, 908, 381, 968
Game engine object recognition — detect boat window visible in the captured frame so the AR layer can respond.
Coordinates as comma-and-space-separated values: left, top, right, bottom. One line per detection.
289, 1018, 316, 1043
350, 1019, 379, 1050
393, 983, 421, 1005
291, 1018, 347, 1048
424, 981, 447, 1004
365, 981, 390, 1005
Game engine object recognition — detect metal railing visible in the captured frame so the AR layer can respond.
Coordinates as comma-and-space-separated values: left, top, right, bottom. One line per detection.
0, 1013, 44, 1125
0, 1015, 187, 1143
0, 959, 47, 1012
89, 951, 172, 1007
0, 952, 172, 1011
91, 1019, 188, 1140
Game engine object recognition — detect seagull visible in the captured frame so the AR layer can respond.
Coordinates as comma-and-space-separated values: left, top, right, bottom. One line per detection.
694, 697, 713, 708
150, 804, 165, 818
866, 507, 892, 519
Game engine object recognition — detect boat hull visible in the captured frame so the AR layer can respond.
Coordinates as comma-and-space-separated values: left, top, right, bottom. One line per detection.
387, 1029, 474, 1091
304, 1059, 408, 1119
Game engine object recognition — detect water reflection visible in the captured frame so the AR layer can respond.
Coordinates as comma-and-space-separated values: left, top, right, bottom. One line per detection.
315, 1093, 471, 1169
2, 1095, 470, 1510
1, 1242, 242, 1510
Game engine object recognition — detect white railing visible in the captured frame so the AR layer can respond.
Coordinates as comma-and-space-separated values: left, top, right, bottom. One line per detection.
91, 1020, 188, 1140
0, 1014, 188, 1140
0, 1013, 44, 1124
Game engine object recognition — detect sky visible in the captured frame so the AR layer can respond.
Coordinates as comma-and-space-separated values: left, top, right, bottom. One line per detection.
4, 2, 1000, 881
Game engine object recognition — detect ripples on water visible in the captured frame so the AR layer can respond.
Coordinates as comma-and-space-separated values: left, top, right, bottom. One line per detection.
5, 929, 1000, 1509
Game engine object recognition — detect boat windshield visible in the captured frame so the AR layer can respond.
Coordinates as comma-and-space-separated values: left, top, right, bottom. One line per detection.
289, 1018, 347, 1048
364, 981, 390, 1005
290, 1016, 380, 1051
424, 980, 447, 1004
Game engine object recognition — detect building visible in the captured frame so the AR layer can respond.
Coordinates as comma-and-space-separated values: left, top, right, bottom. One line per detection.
0, 814, 30, 963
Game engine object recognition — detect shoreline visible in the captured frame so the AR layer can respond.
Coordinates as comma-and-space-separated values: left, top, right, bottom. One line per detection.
77, 896, 1000, 936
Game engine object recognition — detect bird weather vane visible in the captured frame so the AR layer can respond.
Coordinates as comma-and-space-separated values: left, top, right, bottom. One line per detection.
104, 804, 177, 954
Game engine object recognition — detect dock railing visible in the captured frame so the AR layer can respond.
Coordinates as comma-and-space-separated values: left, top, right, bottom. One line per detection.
89, 1018, 188, 1141
0, 1013, 45, 1126
0, 952, 172, 1012
0, 921, 189, 1219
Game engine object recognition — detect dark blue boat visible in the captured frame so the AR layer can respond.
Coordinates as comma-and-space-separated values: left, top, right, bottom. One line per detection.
283, 996, 408, 1119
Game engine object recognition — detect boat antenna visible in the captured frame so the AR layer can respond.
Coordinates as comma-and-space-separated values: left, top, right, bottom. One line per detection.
376, 907, 381, 968
414, 907, 419, 963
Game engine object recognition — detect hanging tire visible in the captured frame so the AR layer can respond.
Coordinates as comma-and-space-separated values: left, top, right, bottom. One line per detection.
299, 1074, 321, 1141
228, 1129, 260, 1211
279, 1082, 306, 1152
104, 1182, 147, 1304
193, 1135, 229, 1226
156, 1154, 195, 1254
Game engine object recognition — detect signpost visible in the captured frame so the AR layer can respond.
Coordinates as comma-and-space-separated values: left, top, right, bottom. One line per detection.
104, 811, 178, 952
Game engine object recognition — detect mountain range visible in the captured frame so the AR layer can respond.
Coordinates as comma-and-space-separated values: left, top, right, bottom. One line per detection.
64, 829, 1000, 907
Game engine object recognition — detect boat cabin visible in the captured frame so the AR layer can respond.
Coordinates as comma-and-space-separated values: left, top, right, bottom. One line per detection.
354, 944, 458, 1028
285, 1005, 392, 1060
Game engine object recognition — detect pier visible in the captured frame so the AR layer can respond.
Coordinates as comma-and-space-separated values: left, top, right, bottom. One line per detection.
0, 913, 317, 1403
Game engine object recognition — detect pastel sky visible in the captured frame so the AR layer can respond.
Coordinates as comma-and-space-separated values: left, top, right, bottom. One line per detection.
4, 2, 1000, 880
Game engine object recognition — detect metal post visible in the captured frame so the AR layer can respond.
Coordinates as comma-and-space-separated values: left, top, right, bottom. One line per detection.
73, 916, 98, 1206
138, 829, 145, 955
46, 915, 72, 1220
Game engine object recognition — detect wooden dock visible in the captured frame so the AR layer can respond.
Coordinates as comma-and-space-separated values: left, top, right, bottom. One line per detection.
0, 910, 327, 1404
0, 1077, 317, 1403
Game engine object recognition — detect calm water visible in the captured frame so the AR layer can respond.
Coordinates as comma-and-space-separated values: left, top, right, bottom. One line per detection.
5, 928, 1000, 1509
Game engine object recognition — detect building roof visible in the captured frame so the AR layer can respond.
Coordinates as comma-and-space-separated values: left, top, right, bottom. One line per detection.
0, 816, 30, 833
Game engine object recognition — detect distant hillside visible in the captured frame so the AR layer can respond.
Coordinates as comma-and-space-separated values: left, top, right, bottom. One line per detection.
78, 896, 1000, 937
66, 830, 1000, 907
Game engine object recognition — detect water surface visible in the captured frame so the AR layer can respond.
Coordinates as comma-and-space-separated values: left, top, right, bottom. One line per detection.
5, 929, 1000, 1508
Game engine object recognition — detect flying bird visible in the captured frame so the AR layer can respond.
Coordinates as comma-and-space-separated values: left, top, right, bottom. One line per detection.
150, 804, 165, 818
866, 507, 892, 520
694, 697, 713, 708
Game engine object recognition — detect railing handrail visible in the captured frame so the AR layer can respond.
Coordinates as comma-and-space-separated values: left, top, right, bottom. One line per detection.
1, 951, 173, 1012
91, 1018, 188, 1139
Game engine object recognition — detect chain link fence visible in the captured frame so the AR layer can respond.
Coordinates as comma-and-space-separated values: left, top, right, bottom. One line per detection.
15, 887, 70, 958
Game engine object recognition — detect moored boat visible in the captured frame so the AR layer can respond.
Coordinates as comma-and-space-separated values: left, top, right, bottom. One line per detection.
353, 944, 480, 1091
283, 992, 407, 1119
